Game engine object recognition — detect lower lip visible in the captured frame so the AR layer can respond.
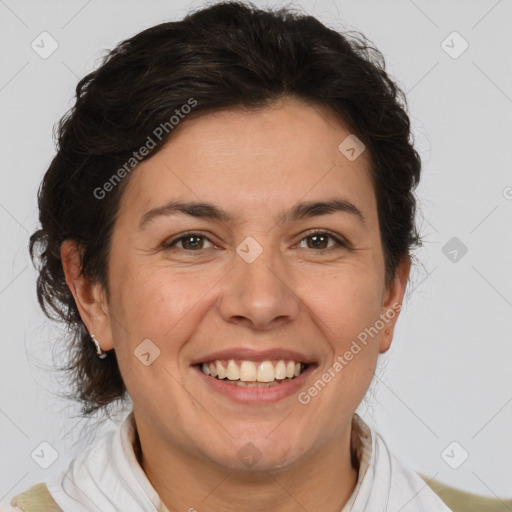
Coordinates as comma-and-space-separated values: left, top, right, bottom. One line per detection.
194, 364, 316, 404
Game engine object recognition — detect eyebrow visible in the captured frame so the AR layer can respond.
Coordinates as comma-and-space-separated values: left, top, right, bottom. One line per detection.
138, 198, 366, 230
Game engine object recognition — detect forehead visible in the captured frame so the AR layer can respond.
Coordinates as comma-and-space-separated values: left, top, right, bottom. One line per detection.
116, 98, 377, 227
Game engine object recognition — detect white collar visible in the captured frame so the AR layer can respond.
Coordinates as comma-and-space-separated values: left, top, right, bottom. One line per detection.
46, 410, 451, 511
344, 414, 452, 511
47, 411, 169, 512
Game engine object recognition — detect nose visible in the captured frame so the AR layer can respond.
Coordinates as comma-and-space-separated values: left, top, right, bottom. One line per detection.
216, 241, 301, 331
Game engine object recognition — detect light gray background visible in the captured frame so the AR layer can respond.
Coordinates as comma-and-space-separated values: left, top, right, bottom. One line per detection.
1, 0, 511, 503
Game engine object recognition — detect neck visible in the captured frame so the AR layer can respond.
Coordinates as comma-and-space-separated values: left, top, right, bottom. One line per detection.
134, 418, 360, 512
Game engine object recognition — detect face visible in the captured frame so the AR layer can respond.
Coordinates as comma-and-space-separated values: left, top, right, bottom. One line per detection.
66, 98, 409, 472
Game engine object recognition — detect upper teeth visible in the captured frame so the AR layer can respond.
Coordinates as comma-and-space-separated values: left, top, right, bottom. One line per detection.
201, 360, 303, 382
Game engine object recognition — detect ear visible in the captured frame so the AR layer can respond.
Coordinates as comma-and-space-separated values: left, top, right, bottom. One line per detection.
378, 256, 410, 354
60, 240, 114, 352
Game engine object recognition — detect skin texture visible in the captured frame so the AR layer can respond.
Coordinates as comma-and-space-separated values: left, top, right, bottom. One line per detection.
62, 98, 410, 511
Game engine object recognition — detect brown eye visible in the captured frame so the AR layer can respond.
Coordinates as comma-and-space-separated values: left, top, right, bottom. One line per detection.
164, 233, 214, 251
299, 230, 348, 251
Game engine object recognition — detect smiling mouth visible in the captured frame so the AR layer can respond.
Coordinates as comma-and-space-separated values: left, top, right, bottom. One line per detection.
198, 359, 309, 387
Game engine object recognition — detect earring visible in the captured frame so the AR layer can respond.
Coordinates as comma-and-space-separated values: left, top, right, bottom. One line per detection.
385, 329, 390, 334
90, 334, 108, 359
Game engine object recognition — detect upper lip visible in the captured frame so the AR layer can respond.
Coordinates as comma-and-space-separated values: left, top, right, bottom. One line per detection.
191, 347, 317, 365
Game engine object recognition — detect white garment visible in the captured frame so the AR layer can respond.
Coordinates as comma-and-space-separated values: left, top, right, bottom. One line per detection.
342, 414, 453, 511
2, 411, 453, 512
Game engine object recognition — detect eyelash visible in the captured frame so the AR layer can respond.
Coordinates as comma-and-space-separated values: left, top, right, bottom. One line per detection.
162, 229, 349, 253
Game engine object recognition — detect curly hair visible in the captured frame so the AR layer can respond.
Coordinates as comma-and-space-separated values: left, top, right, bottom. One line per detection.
29, 0, 422, 416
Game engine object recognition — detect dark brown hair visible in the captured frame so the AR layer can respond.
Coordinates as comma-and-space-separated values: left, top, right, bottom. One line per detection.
29, 0, 422, 416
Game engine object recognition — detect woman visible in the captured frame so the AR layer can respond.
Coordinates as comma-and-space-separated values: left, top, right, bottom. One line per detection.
1, 1, 458, 510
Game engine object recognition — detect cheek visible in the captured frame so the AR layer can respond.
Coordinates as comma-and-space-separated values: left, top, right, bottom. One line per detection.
302, 263, 384, 341
300, 264, 384, 404
112, 260, 182, 321
105, 263, 220, 424
106, 266, 190, 399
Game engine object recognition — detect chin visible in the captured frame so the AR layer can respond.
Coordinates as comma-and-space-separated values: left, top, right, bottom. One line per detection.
210, 434, 309, 472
